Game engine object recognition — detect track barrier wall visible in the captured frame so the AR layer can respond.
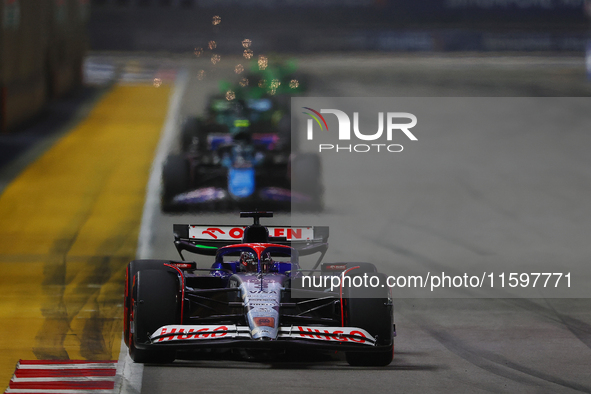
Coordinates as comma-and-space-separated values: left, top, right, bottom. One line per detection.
0, 0, 89, 132
87, 0, 589, 52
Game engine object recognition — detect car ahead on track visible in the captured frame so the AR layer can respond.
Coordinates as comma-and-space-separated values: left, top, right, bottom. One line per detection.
161, 96, 323, 212
124, 211, 395, 366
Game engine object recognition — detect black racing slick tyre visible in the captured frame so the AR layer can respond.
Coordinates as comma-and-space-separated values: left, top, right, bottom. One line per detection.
344, 272, 394, 367
180, 117, 199, 152
124, 260, 173, 348
161, 154, 190, 212
130, 269, 179, 363
346, 344, 393, 367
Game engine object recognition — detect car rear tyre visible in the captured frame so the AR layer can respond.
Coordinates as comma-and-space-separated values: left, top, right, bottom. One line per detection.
180, 117, 199, 152
161, 154, 190, 212
130, 269, 179, 363
344, 272, 394, 367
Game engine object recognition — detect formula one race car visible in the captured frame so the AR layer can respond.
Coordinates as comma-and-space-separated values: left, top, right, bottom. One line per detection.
161, 96, 323, 212
124, 211, 394, 366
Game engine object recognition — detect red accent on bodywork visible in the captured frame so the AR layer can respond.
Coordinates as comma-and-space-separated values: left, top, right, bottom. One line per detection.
124, 266, 129, 344
202, 227, 225, 239
324, 264, 347, 271
164, 263, 186, 324
340, 266, 359, 327
170, 262, 196, 269
253, 317, 275, 328
129, 273, 137, 346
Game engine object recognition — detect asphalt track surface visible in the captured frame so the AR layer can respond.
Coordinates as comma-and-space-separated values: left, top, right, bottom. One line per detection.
140, 55, 591, 393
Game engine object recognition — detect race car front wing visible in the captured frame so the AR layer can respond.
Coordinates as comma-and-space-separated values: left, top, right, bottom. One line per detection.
142, 324, 382, 351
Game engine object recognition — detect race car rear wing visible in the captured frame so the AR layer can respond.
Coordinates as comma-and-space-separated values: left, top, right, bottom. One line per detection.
173, 224, 329, 258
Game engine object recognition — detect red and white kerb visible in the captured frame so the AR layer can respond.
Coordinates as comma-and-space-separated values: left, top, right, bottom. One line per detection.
4, 360, 117, 394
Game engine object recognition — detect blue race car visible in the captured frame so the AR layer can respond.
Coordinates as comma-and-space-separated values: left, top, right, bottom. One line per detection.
161, 97, 323, 212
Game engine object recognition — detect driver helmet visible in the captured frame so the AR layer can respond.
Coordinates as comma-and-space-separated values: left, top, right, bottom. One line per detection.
240, 251, 257, 272
227, 101, 250, 135
260, 252, 274, 272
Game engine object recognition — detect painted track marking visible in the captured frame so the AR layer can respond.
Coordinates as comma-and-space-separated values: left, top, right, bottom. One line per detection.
5, 360, 117, 393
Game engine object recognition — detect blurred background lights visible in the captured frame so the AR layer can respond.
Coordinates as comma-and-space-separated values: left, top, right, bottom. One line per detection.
193, 47, 203, 57
208, 40, 217, 50
242, 39, 252, 48
270, 78, 280, 89
268, 79, 281, 95
211, 54, 221, 64
225, 90, 235, 100
197, 70, 206, 80
289, 79, 299, 89
235, 64, 244, 74
258, 55, 268, 70
243, 49, 253, 59
153, 78, 162, 88
239, 78, 249, 87
212, 15, 221, 25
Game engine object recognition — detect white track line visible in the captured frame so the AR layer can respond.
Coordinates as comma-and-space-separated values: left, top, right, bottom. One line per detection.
115, 68, 188, 394
6, 390, 114, 394
11, 377, 114, 382
17, 364, 116, 370
114, 337, 141, 394
135, 67, 188, 260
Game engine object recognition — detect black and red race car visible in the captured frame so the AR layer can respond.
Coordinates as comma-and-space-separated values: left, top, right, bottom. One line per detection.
124, 211, 394, 366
